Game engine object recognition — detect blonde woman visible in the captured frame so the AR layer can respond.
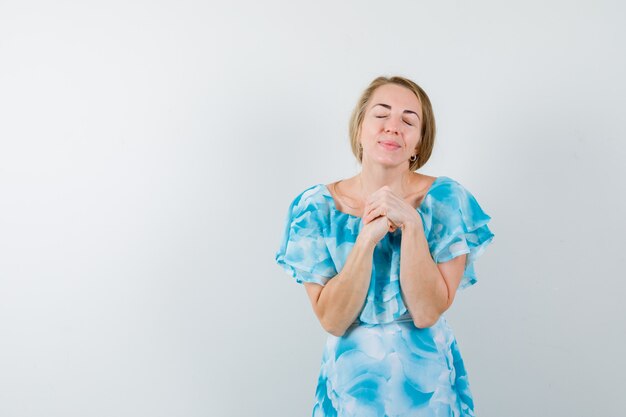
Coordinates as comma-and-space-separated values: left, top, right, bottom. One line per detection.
275, 75, 495, 416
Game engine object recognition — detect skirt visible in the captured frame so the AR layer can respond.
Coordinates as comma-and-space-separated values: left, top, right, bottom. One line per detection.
312, 316, 475, 417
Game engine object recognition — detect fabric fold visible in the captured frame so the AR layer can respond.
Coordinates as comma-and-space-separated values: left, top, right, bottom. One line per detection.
275, 185, 338, 286
427, 179, 495, 290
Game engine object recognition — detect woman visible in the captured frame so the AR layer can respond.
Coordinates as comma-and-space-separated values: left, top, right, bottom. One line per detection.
275, 75, 495, 417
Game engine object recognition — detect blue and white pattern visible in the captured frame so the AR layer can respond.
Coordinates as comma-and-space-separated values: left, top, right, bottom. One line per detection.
275, 176, 494, 416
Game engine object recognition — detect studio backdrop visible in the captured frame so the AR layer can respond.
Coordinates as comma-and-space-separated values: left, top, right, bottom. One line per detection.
0, 1, 624, 416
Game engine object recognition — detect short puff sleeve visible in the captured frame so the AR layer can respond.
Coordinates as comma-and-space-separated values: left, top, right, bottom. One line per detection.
429, 181, 495, 290
274, 187, 337, 286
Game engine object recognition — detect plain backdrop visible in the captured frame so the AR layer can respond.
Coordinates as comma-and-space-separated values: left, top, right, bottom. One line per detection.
1, 1, 625, 416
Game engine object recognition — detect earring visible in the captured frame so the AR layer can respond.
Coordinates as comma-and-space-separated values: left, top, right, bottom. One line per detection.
410, 154, 418, 162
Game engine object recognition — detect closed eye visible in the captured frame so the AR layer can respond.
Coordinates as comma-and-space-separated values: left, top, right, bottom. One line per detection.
376, 115, 414, 126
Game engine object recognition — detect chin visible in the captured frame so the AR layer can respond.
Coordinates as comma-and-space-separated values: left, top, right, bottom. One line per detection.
371, 157, 407, 168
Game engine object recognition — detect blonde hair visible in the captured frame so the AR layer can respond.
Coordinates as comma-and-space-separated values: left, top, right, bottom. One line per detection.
348, 76, 436, 171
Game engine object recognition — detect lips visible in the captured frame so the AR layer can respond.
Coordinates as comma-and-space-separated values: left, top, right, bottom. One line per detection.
378, 140, 401, 150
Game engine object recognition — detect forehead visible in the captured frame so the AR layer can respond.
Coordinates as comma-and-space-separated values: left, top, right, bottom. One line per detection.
368, 84, 421, 114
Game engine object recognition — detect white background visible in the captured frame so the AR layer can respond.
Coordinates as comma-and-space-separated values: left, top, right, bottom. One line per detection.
1, 1, 625, 416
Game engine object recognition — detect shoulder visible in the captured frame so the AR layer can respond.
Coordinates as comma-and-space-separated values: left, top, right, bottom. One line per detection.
424, 176, 488, 219
284, 184, 332, 228
288, 184, 328, 211
428, 176, 492, 226
429, 176, 473, 203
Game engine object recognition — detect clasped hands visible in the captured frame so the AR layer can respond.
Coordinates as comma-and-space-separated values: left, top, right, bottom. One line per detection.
361, 186, 422, 233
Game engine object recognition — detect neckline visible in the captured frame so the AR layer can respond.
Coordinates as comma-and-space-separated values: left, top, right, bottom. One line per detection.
320, 176, 446, 220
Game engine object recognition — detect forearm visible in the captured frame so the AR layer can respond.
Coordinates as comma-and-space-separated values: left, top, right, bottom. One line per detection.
316, 234, 376, 336
399, 221, 449, 328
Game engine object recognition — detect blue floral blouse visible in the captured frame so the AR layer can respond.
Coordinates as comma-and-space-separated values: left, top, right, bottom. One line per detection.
275, 176, 494, 325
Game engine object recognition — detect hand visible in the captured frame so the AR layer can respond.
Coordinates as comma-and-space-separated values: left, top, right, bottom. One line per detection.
361, 185, 421, 231
359, 215, 391, 245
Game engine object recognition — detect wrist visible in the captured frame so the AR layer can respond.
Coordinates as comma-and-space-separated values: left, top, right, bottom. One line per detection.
356, 233, 377, 251
401, 217, 423, 233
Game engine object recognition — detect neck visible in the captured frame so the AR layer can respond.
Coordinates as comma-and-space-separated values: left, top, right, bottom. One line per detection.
358, 159, 413, 198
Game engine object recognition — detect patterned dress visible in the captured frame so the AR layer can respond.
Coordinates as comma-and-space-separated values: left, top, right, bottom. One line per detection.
275, 176, 495, 417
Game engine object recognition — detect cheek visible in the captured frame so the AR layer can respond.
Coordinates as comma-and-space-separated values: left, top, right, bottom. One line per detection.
407, 134, 421, 148
362, 120, 383, 134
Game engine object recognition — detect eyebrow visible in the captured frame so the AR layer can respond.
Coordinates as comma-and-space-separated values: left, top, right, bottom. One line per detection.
372, 103, 421, 120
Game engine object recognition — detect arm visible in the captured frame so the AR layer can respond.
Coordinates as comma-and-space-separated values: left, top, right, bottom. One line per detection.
399, 220, 466, 328
303, 234, 376, 337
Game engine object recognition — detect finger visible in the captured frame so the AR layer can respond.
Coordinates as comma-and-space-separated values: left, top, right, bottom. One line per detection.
363, 206, 378, 224
388, 218, 401, 232
365, 205, 386, 224
362, 203, 377, 224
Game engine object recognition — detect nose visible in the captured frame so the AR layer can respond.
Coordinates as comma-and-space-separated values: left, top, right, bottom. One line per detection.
384, 116, 402, 134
